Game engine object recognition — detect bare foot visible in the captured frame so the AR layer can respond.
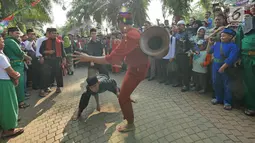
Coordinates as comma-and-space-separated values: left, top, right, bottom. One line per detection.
116, 87, 120, 96
72, 110, 81, 121
96, 106, 101, 112
117, 123, 135, 132
131, 98, 137, 103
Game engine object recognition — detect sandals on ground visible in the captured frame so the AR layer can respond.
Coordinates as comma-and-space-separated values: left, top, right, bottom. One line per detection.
116, 124, 135, 132
55, 88, 62, 93
211, 99, 219, 105
1, 128, 24, 138
244, 109, 255, 116
224, 104, 232, 110
19, 103, 30, 109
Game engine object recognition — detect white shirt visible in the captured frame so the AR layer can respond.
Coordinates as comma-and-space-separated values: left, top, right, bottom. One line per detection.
24, 40, 36, 52
0, 52, 11, 79
163, 36, 176, 59
36, 36, 48, 57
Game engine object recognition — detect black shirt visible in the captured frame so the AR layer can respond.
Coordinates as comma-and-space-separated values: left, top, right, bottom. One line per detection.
78, 75, 118, 111
87, 39, 103, 56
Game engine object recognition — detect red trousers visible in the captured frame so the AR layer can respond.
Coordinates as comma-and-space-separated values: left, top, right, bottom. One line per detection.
118, 64, 149, 123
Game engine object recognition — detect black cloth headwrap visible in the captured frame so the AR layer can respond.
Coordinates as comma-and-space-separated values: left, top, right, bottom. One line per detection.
193, 20, 203, 32
86, 76, 98, 86
49, 28, 57, 32
8, 27, 19, 33
27, 28, 34, 33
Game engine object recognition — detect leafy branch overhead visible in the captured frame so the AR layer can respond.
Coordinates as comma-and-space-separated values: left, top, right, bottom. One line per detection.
65, 0, 220, 29
0, 0, 61, 32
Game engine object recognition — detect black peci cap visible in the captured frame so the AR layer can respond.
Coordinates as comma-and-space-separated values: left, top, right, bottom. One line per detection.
86, 76, 98, 86
8, 27, 19, 33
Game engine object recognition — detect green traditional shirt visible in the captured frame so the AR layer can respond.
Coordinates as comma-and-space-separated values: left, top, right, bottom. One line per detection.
236, 25, 255, 54
3, 36, 25, 67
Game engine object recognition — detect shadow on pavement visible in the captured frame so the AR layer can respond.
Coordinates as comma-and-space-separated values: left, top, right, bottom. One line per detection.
61, 111, 139, 143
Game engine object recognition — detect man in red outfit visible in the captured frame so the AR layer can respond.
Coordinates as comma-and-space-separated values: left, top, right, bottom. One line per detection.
73, 7, 149, 132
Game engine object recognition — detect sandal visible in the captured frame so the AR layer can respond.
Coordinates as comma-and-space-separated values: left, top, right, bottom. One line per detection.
72, 110, 81, 121
211, 99, 219, 105
244, 109, 255, 116
116, 124, 135, 132
224, 104, 232, 110
56, 88, 62, 93
17, 117, 21, 122
1, 128, 24, 138
19, 102, 30, 109
39, 91, 46, 97
45, 88, 52, 93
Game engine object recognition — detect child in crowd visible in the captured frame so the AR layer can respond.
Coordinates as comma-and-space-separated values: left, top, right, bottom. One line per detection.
191, 40, 212, 94
204, 11, 213, 29
208, 28, 240, 110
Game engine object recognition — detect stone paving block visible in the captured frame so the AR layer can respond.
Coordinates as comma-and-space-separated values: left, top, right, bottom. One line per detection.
73, 134, 83, 142
47, 132, 56, 140
219, 128, 232, 135
227, 134, 240, 142
237, 136, 253, 143
141, 137, 152, 143
63, 139, 75, 143
197, 132, 208, 139
182, 136, 193, 143
189, 134, 201, 142
202, 138, 214, 143
230, 129, 243, 136
165, 134, 175, 142
46, 138, 55, 143
157, 137, 169, 143
216, 133, 230, 141
80, 137, 90, 143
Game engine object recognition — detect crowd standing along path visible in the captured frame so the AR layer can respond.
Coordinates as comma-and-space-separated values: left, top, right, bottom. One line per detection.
1, 67, 255, 143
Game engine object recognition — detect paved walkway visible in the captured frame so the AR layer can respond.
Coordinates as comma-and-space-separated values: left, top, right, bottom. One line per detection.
1, 67, 255, 143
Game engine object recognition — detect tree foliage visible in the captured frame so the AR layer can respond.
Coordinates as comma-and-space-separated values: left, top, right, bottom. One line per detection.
62, 0, 229, 34
161, 0, 193, 17
67, 0, 150, 27
0, 0, 60, 33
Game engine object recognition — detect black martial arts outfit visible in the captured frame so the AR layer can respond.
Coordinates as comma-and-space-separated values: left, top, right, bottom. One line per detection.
78, 75, 118, 113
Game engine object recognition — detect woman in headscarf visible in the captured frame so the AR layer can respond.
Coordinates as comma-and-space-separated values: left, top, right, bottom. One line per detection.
187, 20, 203, 40
0, 33, 24, 137
190, 26, 207, 45
192, 20, 203, 33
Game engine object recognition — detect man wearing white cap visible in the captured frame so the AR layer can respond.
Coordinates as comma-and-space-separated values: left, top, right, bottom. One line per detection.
172, 20, 191, 92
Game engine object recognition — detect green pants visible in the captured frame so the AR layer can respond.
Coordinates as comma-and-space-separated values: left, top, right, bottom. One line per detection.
12, 65, 25, 103
0, 80, 18, 130
242, 55, 255, 110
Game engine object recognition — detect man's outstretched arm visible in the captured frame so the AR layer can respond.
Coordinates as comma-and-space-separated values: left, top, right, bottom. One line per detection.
73, 29, 139, 65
